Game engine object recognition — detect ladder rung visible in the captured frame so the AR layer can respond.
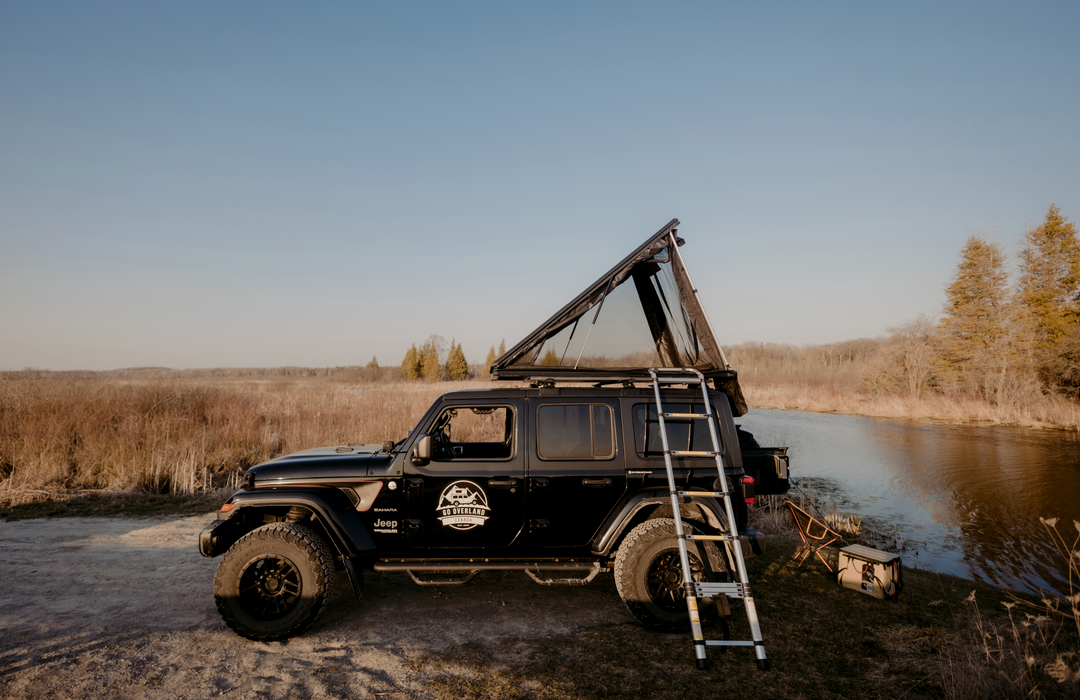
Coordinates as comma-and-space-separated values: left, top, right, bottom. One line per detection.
653, 377, 703, 384
704, 640, 756, 648
660, 412, 711, 419
693, 582, 746, 597
684, 533, 737, 542
675, 490, 727, 497
668, 450, 719, 457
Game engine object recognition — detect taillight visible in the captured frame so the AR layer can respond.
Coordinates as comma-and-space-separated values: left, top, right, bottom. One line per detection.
220, 502, 235, 512
742, 476, 756, 505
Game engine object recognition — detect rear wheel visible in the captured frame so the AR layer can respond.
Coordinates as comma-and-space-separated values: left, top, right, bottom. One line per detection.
614, 518, 729, 632
214, 522, 335, 641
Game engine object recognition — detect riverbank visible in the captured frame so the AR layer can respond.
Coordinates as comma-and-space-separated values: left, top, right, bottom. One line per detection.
1, 511, 1075, 700
743, 379, 1080, 431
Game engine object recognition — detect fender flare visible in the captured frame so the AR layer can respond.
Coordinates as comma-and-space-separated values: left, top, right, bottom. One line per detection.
591, 490, 729, 557
201, 488, 376, 558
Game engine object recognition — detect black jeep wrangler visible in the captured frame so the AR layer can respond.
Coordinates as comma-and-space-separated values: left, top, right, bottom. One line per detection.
198, 220, 790, 641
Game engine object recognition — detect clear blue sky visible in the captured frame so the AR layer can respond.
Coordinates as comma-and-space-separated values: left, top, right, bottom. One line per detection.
2, 2, 1078, 371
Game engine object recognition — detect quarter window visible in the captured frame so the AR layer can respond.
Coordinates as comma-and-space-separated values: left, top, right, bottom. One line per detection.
537, 404, 615, 460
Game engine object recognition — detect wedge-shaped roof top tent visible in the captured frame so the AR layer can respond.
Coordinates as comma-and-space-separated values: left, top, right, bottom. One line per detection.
490, 218, 748, 416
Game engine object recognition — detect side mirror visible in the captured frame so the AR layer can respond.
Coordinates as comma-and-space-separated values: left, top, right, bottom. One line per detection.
412, 434, 432, 466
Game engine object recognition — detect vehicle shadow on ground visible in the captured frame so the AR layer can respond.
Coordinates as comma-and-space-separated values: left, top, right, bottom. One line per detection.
311, 568, 635, 648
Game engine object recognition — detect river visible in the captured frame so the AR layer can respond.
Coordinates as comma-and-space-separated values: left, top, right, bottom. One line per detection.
738, 409, 1080, 596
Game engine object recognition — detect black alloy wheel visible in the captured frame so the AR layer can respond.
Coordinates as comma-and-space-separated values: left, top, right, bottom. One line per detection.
237, 554, 303, 620
645, 549, 706, 613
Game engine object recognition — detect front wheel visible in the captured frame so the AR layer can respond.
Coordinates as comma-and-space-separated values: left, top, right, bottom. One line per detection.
214, 522, 335, 641
614, 518, 729, 632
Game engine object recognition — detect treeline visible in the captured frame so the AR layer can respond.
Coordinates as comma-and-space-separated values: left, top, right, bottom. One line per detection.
399, 335, 487, 382
865, 205, 1079, 406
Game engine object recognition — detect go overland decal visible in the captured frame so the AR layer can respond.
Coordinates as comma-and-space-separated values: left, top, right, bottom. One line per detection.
436, 480, 491, 530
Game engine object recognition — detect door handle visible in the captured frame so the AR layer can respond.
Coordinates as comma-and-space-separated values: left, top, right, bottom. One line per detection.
582, 477, 612, 487
488, 477, 518, 488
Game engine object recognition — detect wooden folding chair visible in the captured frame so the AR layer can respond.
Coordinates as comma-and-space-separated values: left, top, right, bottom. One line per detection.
786, 500, 843, 572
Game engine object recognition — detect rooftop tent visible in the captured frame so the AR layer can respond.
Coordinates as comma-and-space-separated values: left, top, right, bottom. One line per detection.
490, 219, 748, 416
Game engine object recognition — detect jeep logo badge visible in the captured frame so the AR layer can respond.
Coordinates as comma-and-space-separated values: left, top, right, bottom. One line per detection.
436, 480, 491, 530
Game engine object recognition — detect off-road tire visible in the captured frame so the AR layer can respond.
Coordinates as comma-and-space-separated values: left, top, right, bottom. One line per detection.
614, 518, 730, 632
214, 522, 335, 641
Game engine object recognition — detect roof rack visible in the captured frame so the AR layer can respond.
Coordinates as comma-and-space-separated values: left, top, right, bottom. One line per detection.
510, 369, 740, 390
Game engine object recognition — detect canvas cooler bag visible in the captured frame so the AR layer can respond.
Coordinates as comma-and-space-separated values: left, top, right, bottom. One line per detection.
837, 544, 903, 600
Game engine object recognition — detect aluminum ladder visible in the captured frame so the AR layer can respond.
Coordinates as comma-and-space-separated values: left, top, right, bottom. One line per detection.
649, 368, 769, 671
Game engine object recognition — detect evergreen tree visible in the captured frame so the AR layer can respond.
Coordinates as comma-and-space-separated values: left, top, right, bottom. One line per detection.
1016, 204, 1080, 351
400, 345, 420, 381
366, 356, 379, 369
420, 339, 442, 381
939, 235, 1010, 387
540, 347, 559, 366
445, 340, 469, 380
1016, 205, 1080, 392
498, 338, 506, 356
482, 346, 497, 376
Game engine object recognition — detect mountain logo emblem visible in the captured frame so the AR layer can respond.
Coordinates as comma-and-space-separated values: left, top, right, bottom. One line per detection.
436, 480, 491, 530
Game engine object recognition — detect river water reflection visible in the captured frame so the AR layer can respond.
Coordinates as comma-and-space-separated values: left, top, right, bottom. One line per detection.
738, 409, 1080, 595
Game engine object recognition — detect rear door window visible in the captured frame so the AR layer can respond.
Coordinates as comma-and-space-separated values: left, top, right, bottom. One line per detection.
536, 404, 615, 460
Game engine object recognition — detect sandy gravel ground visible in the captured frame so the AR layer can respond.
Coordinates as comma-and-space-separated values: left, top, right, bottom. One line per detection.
0, 514, 634, 699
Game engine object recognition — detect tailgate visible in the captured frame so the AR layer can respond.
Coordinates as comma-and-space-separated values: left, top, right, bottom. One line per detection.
741, 447, 789, 495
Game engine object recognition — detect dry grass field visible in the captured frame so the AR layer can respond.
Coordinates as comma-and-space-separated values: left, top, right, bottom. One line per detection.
0, 368, 489, 507
3, 365, 1078, 509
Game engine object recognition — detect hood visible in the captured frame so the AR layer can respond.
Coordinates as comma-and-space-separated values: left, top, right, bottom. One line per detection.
248, 444, 391, 482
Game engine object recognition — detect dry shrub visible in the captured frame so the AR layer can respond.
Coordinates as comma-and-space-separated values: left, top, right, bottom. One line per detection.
0, 371, 487, 505
939, 518, 1080, 699
748, 494, 797, 536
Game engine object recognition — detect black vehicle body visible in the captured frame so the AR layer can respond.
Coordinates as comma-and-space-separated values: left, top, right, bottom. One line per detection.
201, 385, 787, 589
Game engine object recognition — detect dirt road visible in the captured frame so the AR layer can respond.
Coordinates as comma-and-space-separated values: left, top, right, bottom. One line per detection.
0, 514, 633, 699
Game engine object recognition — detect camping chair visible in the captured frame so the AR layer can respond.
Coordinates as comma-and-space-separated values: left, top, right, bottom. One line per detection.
786, 500, 843, 572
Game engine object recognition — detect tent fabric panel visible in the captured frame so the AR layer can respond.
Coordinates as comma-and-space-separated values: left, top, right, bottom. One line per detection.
492, 220, 680, 373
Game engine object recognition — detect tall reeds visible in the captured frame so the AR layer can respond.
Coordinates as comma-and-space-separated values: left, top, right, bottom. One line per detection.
940, 518, 1080, 698
0, 371, 473, 506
